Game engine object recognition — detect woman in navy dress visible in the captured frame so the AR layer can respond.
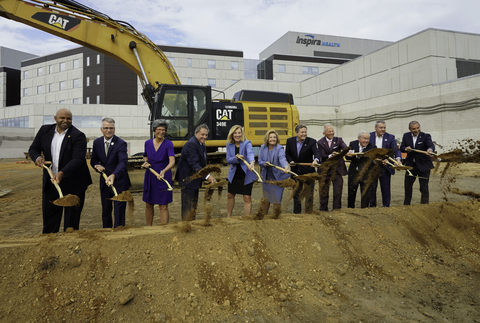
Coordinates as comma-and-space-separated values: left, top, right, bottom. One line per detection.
142, 119, 175, 225
258, 129, 290, 214
226, 125, 257, 217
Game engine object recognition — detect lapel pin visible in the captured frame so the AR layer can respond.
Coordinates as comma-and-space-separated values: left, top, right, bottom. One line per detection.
68, 135, 71, 138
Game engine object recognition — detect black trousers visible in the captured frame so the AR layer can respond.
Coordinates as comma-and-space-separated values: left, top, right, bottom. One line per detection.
293, 181, 314, 214
404, 164, 430, 205
42, 183, 86, 234
369, 166, 392, 207
181, 187, 199, 221
100, 187, 126, 228
347, 174, 370, 209
319, 173, 344, 211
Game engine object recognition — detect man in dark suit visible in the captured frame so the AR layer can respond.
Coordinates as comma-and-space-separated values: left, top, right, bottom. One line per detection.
175, 124, 216, 221
29, 108, 92, 233
317, 124, 348, 211
400, 121, 435, 205
90, 117, 131, 228
285, 124, 321, 214
346, 131, 376, 208
369, 121, 402, 207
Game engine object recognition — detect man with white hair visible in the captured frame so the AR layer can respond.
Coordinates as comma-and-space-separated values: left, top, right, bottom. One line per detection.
317, 124, 348, 211
346, 131, 375, 208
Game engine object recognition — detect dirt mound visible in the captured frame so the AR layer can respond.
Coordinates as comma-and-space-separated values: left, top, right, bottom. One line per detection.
1, 201, 479, 322
0, 158, 479, 322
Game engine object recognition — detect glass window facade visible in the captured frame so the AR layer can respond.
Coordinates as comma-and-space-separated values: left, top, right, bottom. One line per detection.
302, 66, 319, 75
231, 61, 239, 70
208, 60, 216, 69
60, 62, 65, 71
0, 117, 29, 127
208, 79, 216, 87
278, 65, 286, 73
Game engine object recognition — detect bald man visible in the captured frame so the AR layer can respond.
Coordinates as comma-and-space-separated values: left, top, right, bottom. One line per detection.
29, 108, 92, 233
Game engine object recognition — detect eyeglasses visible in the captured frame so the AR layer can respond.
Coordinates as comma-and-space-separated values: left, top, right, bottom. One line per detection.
102, 127, 115, 130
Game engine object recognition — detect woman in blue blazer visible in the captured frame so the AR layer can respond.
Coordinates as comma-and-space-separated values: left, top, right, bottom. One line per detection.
258, 129, 290, 215
226, 125, 257, 217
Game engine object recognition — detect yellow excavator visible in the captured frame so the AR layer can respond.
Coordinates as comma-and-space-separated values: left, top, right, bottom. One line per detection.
0, 0, 299, 152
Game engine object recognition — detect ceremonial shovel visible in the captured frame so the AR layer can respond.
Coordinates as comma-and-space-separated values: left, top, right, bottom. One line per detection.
142, 166, 173, 191
265, 162, 298, 177
236, 156, 263, 182
42, 162, 80, 207
99, 171, 133, 201
386, 157, 428, 179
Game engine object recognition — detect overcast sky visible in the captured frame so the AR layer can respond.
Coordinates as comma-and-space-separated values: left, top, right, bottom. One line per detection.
1, 0, 479, 59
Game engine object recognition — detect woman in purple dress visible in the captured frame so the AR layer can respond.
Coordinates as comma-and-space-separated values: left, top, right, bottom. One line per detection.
142, 119, 175, 225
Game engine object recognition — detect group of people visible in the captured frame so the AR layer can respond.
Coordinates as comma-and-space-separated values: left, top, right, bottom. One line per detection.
29, 108, 435, 234
289, 120, 435, 213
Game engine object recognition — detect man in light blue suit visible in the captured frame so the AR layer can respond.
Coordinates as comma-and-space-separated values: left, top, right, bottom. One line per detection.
369, 121, 402, 207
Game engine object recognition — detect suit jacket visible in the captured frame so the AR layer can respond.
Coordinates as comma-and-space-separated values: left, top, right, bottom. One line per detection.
369, 131, 401, 175
285, 136, 321, 175
226, 140, 257, 185
317, 136, 348, 176
28, 124, 92, 195
175, 136, 208, 190
90, 135, 131, 192
400, 131, 435, 172
346, 140, 375, 176
258, 144, 290, 181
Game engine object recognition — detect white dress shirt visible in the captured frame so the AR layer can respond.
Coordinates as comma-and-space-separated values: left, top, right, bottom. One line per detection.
51, 127, 69, 174
375, 135, 383, 149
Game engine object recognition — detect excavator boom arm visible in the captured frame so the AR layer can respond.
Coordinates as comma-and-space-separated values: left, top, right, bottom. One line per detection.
0, 0, 181, 89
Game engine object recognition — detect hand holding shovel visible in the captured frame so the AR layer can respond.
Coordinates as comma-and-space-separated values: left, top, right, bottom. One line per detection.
265, 162, 298, 177
236, 155, 263, 182
142, 165, 173, 191
100, 171, 119, 196
42, 162, 80, 207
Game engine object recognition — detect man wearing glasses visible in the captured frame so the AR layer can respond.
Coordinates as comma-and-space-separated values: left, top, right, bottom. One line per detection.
90, 117, 131, 228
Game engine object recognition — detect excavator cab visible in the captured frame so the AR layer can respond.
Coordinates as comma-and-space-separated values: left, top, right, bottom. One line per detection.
152, 84, 212, 149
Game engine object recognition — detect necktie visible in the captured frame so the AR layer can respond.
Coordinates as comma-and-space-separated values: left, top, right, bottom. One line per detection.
105, 142, 110, 156
328, 140, 332, 148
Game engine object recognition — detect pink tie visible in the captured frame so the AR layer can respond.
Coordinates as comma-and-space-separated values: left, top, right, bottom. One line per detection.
328, 140, 332, 148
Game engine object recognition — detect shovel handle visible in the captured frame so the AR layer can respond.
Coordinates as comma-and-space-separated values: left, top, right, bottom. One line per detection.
142, 166, 173, 191
237, 156, 263, 182
42, 164, 63, 198
407, 148, 437, 157
265, 162, 298, 177
101, 172, 118, 196
291, 162, 322, 167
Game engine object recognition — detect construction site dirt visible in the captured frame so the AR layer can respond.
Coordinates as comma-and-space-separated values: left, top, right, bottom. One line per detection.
0, 157, 479, 322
